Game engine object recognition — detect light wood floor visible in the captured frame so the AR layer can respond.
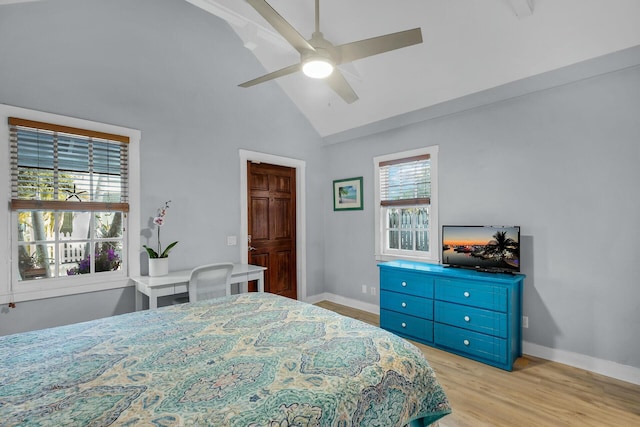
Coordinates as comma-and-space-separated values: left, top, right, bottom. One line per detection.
315, 300, 640, 427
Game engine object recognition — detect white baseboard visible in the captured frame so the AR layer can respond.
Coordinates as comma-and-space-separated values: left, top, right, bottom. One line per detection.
523, 341, 640, 386
304, 292, 380, 316
306, 293, 640, 386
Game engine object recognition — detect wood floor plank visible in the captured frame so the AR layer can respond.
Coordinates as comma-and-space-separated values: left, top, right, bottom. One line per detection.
315, 300, 640, 427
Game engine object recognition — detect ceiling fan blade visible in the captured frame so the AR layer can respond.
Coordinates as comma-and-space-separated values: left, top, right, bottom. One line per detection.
239, 63, 301, 88
326, 69, 359, 104
247, 0, 315, 54
334, 27, 423, 64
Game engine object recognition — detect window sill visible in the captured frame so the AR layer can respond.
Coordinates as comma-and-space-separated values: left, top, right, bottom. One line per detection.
375, 254, 440, 264
1, 277, 134, 304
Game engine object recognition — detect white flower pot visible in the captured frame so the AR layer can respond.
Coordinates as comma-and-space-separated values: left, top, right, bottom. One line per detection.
148, 257, 169, 277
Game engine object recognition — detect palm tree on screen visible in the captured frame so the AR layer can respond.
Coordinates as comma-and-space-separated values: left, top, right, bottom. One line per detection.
484, 231, 519, 261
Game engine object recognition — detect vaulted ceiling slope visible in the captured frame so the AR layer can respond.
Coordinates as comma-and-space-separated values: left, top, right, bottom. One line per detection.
3, 0, 639, 141
187, 0, 640, 141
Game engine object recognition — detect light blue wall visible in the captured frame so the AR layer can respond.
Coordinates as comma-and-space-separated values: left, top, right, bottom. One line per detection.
0, 0, 326, 333
323, 63, 640, 369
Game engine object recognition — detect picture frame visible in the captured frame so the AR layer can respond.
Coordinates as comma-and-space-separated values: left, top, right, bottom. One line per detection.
333, 177, 363, 211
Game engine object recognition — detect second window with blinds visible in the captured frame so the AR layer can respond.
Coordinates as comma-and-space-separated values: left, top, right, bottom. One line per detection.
374, 146, 439, 262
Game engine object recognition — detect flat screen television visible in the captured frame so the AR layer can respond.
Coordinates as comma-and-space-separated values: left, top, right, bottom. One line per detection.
442, 225, 520, 273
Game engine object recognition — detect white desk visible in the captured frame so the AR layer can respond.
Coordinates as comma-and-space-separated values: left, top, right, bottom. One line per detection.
131, 263, 266, 310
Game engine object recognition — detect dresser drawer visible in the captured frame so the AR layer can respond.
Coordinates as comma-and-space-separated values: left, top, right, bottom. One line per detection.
434, 323, 507, 365
434, 301, 507, 338
381, 309, 434, 342
381, 290, 433, 320
380, 270, 433, 298
435, 278, 507, 311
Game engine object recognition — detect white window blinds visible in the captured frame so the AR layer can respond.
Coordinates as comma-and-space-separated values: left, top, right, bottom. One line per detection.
9, 117, 129, 212
379, 154, 431, 206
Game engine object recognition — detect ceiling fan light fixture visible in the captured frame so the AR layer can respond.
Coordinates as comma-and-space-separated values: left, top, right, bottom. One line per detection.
302, 57, 334, 79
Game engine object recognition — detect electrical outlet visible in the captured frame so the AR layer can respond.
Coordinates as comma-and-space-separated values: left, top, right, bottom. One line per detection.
370, 287, 377, 296
362, 285, 367, 294
522, 316, 529, 328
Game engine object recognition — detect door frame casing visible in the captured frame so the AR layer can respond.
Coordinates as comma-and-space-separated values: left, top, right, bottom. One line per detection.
239, 149, 306, 301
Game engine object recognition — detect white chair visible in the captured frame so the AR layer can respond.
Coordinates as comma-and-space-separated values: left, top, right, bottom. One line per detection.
174, 262, 234, 304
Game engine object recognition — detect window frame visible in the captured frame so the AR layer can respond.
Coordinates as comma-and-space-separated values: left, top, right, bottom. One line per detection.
1, 104, 141, 304
374, 146, 439, 263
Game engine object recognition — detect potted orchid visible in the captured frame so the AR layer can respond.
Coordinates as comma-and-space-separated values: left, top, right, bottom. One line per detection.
143, 200, 178, 276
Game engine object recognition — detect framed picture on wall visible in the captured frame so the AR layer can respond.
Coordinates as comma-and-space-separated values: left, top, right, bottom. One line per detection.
333, 177, 363, 211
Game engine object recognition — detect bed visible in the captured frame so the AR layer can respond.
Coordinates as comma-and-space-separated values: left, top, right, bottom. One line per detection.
0, 292, 451, 426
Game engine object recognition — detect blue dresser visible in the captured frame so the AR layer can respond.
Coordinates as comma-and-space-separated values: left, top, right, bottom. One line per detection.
379, 260, 524, 371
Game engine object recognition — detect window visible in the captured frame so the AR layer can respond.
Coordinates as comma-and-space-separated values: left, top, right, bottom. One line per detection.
1, 105, 141, 303
374, 146, 438, 262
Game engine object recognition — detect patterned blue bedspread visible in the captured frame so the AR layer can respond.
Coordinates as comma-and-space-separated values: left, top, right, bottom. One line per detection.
0, 293, 450, 426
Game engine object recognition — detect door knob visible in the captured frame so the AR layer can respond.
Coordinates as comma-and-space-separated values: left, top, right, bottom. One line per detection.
249, 246, 256, 251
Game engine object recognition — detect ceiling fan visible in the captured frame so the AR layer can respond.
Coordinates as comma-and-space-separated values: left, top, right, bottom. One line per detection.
238, 0, 423, 104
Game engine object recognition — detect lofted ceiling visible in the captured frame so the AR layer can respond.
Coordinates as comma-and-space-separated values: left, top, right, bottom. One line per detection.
3, 0, 639, 140
187, 0, 640, 140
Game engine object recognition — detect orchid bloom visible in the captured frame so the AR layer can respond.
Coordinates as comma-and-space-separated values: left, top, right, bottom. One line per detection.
143, 200, 178, 259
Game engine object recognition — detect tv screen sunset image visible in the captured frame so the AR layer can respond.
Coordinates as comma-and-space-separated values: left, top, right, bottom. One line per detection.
442, 226, 520, 272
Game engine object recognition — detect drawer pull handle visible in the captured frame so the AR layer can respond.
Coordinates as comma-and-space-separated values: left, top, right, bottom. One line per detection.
464, 315, 470, 322
401, 322, 407, 328
463, 291, 470, 298
401, 302, 407, 308
401, 281, 407, 287
463, 339, 470, 346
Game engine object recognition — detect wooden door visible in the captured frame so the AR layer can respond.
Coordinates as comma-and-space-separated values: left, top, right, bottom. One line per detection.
247, 162, 297, 299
